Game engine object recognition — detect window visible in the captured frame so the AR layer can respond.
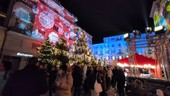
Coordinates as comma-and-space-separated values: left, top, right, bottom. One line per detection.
118, 43, 121, 47
110, 37, 115, 41
100, 46, 103, 49
104, 38, 108, 42
112, 44, 114, 47
99, 51, 103, 55
95, 51, 98, 55
111, 50, 115, 54
106, 50, 109, 54
118, 49, 122, 54
105, 44, 108, 47
117, 36, 120, 41
105, 57, 109, 60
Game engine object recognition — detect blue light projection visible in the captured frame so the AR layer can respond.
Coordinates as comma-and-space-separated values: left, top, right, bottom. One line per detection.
92, 33, 152, 62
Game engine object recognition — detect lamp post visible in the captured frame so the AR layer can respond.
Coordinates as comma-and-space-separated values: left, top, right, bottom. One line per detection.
124, 33, 136, 76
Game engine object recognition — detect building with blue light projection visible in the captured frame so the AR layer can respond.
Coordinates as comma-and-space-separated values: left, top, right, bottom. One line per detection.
92, 33, 155, 64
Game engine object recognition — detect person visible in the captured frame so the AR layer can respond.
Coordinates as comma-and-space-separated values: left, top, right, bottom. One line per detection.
116, 67, 126, 96
83, 66, 93, 95
106, 67, 113, 91
72, 62, 83, 96
90, 66, 103, 96
99, 66, 107, 96
2, 57, 48, 96
2, 58, 12, 80
106, 84, 116, 96
48, 66, 57, 96
55, 64, 73, 96
112, 66, 118, 88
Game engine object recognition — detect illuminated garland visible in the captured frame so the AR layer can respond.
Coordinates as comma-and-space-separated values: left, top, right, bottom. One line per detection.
37, 30, 97, 69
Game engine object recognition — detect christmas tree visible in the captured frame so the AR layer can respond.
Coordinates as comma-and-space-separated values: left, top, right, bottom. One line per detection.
74, 29, 95, 65
52, 37, 70, 67
37, 38, 54, 66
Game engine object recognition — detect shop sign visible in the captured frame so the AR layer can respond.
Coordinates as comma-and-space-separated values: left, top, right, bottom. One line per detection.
17, 52, 33, 57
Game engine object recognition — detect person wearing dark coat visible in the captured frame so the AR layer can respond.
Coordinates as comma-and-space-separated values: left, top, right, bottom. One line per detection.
2, 57, 48, 96
112, 66, 118, 88
2, 59, 12, 80
72, 62, 83, 96
48, 67, 57, 96
116, 67, 126, 96
90, 66, 103, 96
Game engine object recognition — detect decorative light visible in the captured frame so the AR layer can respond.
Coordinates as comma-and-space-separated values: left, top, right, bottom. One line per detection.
154, 25, 163, 31
119, 56, 122, 59
124, 33, 129, 39
146, 27, 152, 32
112, 56, 115, 60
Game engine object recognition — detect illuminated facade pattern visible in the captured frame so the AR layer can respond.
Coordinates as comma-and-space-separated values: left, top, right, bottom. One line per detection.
92, 33, 154, 63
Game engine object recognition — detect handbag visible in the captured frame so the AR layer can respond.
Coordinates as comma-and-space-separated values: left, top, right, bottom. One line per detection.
94, 73, 103, 92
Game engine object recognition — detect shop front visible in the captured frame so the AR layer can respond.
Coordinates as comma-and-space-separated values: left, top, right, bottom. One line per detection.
0, 30, 41, 72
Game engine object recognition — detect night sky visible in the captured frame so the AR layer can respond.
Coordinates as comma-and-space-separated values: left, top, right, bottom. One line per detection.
60, 0, 155, 44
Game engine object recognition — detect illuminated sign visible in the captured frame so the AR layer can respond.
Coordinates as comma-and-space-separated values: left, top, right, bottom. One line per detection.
17, 52, 33, 57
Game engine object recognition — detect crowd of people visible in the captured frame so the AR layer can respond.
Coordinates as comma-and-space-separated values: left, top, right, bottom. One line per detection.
2, 57, 126, 96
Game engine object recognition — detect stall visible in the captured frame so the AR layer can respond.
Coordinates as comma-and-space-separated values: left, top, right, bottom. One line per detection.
118, 53, 158, 78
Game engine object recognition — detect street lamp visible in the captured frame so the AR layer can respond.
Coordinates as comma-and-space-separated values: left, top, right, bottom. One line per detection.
124, 33, 130, 41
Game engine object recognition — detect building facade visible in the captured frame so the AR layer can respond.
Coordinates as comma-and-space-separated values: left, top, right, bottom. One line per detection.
92, 33, 155, 65
92, 34, 128, 64
0, 0, 92, 71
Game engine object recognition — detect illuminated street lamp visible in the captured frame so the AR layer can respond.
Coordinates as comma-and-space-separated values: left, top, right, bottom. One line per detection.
124, 33, 130, 41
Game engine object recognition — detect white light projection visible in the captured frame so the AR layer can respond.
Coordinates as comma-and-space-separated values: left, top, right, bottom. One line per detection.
39, 11, 54, 28
49, 32, 59, 43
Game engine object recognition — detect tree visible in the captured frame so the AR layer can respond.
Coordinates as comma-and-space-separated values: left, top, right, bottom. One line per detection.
74, 29, 95, 65
37, 38, 54, 67
53, 37, 70, 67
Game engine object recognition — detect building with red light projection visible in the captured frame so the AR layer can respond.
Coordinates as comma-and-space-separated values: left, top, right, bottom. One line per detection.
0, 0, 92, 71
